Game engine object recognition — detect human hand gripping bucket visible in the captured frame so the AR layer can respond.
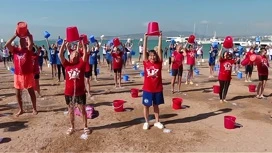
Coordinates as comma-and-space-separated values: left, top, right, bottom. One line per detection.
172, 98, 183, 110
113, 100, 124, 112
66, 26, 80, 42
224, 115, 236, 129
16, 22, 28, 38
147, 22, 160, 36
131, 88, 139, 98
213, 85, 220, 94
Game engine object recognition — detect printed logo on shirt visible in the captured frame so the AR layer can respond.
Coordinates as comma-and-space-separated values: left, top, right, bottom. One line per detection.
146, 66, 159, 78
68, 68, 80, 80
144, 99, 149, 104
189, 52, 195, 58
16, 52, 26, 65
224, 62, 232, 71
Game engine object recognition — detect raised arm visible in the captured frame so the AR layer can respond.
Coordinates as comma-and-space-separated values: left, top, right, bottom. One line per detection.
218, 44, 224, 58
59, 40, 67, 65
143, 34, 148, 61
81, 41, 87, 62
45, 38, 50, 49
4, 33, 17, 53
27, 32, 34, 51
157, 32, 162, 62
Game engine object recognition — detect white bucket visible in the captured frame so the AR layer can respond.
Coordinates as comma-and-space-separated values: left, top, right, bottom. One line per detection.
132, 61, 135, 65
163, 62, 167, 66
201, 59, 205, 62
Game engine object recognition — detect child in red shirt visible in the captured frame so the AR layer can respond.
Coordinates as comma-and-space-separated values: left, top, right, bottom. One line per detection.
111, 44, 125, 88
256, 48, 269, 99
184, 44, 196, 85
244, 47, 255, 82
218, 48, 235, 103
142, 32, 164, 130
59, 40, 90, 135
170, 44, 184, 93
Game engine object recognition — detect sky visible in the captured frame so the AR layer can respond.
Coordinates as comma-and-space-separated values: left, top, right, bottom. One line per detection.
0, 0, 272, 40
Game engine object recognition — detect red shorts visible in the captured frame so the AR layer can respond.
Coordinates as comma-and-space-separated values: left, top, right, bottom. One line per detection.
14, 73, 35, 89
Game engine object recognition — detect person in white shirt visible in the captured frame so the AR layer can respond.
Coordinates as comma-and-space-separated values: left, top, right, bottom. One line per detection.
102, 44, 107, 64
2, 47, 9, 68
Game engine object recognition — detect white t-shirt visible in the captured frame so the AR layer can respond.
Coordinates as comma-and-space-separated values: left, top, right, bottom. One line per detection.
139, 46, 143, 53
196, 47, 202, 55
2, 49, 9, 57
269, 48, 272, 55
102, 47, 106, 55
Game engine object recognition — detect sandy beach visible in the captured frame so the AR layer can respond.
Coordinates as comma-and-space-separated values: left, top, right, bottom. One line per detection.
0, 58, 272, 152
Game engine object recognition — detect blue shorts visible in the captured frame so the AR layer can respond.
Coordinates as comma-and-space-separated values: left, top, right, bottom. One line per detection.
142, 91, 164, 107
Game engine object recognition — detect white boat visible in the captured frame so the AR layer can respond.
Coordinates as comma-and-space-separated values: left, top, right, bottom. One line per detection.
166, 36, 188, 43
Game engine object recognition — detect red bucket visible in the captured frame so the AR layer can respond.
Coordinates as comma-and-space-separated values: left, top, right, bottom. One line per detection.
113, 38, 121, 47
250, 54, 262, 65
113, 100, 124, 112
16, 22, 28, 38
213, 85, 220, 94
147, 22, 160, 36
223, 36, 233, 49
66, 26, 80, 42
224, 115, 236, 129
248, 84, 256, 92
241, 58, 250, 66
80, 34, 89, 44
172, 98, 183, 110
131, 88, 139, 98
188, 35, 195, 43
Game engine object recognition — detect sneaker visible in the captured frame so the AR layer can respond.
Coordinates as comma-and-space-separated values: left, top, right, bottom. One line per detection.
185, 81, 188, 85
220, 100, 223, 103
143, 122, 149, 130
190, 81, 194, 85
223, 100, 228, 103
248, 80, 252, 82
154, 122, 164, 129
245, 80, 248, 82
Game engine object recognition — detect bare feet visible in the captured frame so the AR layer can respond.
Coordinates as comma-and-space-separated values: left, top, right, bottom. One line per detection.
32, 109, 38, 115
15, 110, 25, 117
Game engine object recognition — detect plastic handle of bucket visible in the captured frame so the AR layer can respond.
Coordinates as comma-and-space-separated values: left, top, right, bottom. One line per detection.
113, 103, 124, 110
226, 117, 236, 123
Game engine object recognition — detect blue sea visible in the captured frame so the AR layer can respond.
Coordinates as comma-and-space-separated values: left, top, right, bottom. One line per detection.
34, 39, 215, 59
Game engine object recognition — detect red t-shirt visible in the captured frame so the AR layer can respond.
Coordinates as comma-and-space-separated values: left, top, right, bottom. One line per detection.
186, 49, 196, 65
218, 58, 235, 81
112, 52, 124, 69
32, 55, 39, 74
245, 51, 254, 65
257, 56, 269, 76
63, 59, 86, 96
171, 51, 184, 69
142, 60, 163, 93
13, 47, 33, 75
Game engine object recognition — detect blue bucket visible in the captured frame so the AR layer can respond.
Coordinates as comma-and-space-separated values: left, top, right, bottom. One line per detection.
57, 39, 63, 46
255, 36, 260, 42
107, 39, 113, 46
140, 71, 144, 77
212, 42, 219, 48
131, 50, 135, 56
89, 35, 96, 43
10, 67, 15, 74
44, 31, 50, 39
133, 65, 138, 70
96, 68, 100, 75
237, 72, 242, 79
238, 46, 243, 52
171, 39, 176, 44
194, 70, 199, 75
123, 75, 129, 81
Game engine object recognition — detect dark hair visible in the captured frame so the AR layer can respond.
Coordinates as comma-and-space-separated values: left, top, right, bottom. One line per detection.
147, 49, 159, 61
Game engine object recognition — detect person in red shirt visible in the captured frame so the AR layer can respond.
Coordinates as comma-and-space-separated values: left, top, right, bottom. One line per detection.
256, 48, 269, 99
59, 40, 90, 135
111, 44, 125, 88
142, 32, 165, 130
218, 49, 235, 103
4, 29, 37, 117
244, 47, 255, 82
184, 44, 196, 85
170, 44, 184, 93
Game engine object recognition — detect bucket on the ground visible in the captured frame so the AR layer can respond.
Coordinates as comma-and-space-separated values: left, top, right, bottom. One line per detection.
113, 100, 124, 112
172, 98, 183, 110
131, 88, 139, 98
194, 70, 199, 75
66, 26, 80, 42
10, 67, 15, 74
133, 65, 138, 70
16, 22, 28, 38
224, 115, 236, 129
140, 71, 144, 77
123, 75, 129, 81
213, 85, 220, 94
44, 31, 50, 39
237, 72, 242, 79
132, 61, 135, 65
248, 84, 256, 92
96, 68, 100, 75
147, 22, 160, 36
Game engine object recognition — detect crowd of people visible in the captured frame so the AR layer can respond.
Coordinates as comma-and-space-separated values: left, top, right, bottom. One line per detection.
0, 24, 270, 136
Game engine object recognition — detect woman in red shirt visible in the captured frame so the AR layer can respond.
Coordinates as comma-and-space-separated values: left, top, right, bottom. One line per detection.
218, 48, 235, 103
244, 47, 255, 82
170, 44, 184, 93
59, 39, 90, 136
111, 44, 125, 88
256, 48, 269, 99
184, 44, 196, 85
142, 32, 164, 130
